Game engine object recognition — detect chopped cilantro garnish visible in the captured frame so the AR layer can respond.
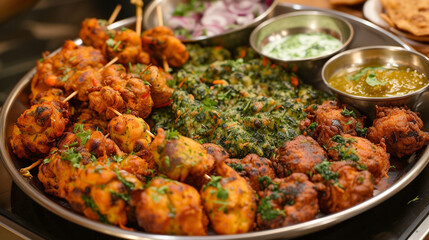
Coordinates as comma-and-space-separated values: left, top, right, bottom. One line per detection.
114, 168, 135, 190
73, 124, 91, 145
257, 196, 286, 220
227, 163, 244, 172
341, 108, 357, 118
166, 130, 179, 140
81, 195, 110, 224
61, 147, 83, 168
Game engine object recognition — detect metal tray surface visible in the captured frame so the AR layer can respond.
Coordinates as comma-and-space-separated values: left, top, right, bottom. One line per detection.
1, 3, 428, 240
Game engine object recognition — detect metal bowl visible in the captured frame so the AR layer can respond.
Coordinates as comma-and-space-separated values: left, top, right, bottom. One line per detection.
143, 0, 278, 49
322, 46, 429, 118
250, 11, 353, 83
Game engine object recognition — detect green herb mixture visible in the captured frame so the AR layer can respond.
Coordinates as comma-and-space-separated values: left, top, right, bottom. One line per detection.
150, 45, 332, 158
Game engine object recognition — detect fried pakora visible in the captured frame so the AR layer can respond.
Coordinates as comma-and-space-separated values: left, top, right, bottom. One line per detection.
300, 100, 366, 146
274, 135, 327, 178
326, 134, 390, 182
367, 106, 429, 158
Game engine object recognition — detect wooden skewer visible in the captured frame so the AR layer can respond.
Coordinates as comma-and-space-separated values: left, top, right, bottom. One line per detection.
107, 107, 155, 138
108, 4, 122, 25
156, 5, 164, 26
62, 91, 78, 103
98, 57, 119, 73
20, 159, 43, 179
155, 3, 170, 73
130, 0, 144, 36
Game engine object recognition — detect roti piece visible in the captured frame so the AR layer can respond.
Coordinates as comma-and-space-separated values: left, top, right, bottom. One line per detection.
380, 0, 429, 36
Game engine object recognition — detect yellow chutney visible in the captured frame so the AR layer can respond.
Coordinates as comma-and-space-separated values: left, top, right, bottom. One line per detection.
328, 65, 428, 97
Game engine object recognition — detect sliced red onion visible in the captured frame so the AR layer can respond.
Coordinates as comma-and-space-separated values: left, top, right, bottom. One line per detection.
167, 0, 268, 39
167, 16, 197, 30
201, 11, 235, 27
223, 0, 255, 15
235, 14, 254, 25
192, 24, 225, 38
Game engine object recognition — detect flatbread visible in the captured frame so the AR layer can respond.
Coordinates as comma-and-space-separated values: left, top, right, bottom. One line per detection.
380, 0, 429, 36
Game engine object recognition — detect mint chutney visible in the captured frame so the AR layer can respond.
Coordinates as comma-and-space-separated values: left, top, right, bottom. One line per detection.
328, 65, 428, 97
261, 33, 343, 60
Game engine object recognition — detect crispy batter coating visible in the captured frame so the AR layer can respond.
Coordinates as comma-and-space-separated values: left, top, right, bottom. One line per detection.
10, 100, 69, 159
91, 67, 154, 119
142, 26, 189, 67
30, 88, 65, 105
326, 134, 390, 182
30, 40, 106, 101
105, 28, 150, 65
140, 66, 174, 107
149, 128, 215, 183
256, 173, 319, 229
274, 135, 327, 178
367, 106, 429, 158
79, 18, 110, 49
224, 154, 276, 192
312, 161, 373, 213
64, 68, 102, 102
88, 86, 126, 120
108, 114, 152, 155
66, 164, 143, 226
299, 100, 366, 146
201, 161, 256, 234
132, 177, 208, 235
203, 143, 230, 163
72, 107, 108, 133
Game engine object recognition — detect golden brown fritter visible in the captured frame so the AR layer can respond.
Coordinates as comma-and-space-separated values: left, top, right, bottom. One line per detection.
299, 100, 366, 146
107, 114, 152, 155
30, 40, 106, 101
149, 128, 215, 183
38, 150, 79, 199
224, 154, 276, 192
256, 173, 319, 229
140, 66, 174, 107
367, 106, 429, 158
274, 135, 327, 178
120, 74, 153, 119
79, 18, 110, 50
104, 28, 150, 65
11, 100, 69, 159
66, 163, 143, 227
30, 88, 65, 105
312, 161, 373, 213
326, 134, 390, 182
142, 26, 189, 67
64, 68, 103, 102
88, 86, 126, 120
72, 107, 108, 133
201, 161, 256, 234
203, 143, 230, 163
132, 177, 208, 235
95, 68, 154, 119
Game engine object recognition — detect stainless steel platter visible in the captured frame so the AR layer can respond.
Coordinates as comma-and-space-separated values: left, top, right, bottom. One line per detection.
1, 3, 429, 240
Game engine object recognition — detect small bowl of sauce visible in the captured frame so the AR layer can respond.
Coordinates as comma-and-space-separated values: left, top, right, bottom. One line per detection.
250, 11, 353, 83
322, 46, 429, 117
